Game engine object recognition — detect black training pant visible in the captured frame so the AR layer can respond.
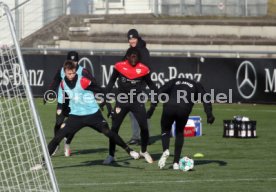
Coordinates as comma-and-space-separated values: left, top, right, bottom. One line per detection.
160, 105, 189, 163
109, 101, 149, 156
48, 110, 129, 156
54, 105, 75, 145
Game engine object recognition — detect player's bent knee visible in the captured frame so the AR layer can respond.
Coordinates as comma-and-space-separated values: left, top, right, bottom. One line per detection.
101, 127, 112, 137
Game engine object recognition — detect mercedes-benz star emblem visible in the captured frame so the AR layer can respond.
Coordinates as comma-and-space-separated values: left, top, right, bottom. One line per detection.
236, 61, 257, 99
79, 57, 94, 76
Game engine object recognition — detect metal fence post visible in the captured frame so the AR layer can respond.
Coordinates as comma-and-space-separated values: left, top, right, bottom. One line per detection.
195, 0, 202, 16
179, 0, 183, 16
158, 0, 162, 15
105, 0, 109, 15
245, 0, 248, 16
199, 0, 202, 16
152, 0, 158, 16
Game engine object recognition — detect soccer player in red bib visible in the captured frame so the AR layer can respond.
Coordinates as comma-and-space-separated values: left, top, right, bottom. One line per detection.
103, 47, 157, 164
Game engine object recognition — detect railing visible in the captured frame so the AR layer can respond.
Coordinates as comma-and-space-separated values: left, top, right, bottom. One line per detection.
21, 47, 276, 58
89, 0, 267, 17
157, 0, 267, 17
0, 0, 272, 51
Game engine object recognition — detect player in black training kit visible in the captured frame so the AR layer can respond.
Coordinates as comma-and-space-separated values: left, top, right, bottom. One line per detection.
146, 78, 215, 170
103, 47, 157, 164
45, 51, 92, 156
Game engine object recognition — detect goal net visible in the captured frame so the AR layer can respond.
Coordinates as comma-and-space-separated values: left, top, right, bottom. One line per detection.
0, 2, 59, 192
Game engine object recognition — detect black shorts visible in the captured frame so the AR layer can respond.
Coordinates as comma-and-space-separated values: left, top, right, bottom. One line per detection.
161, 105, 189, 134
111, 101, 148, 132
63, 110, 109, 136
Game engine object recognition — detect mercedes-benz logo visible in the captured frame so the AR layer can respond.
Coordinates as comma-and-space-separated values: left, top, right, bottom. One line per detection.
236, 61, 257, 99
79, 57, 94, 76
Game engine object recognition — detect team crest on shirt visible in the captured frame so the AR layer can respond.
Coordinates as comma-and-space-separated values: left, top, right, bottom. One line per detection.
136, 68, 141, 74
115, 107, 121, 114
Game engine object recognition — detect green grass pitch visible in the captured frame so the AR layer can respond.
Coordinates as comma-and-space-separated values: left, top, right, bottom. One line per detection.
36, 100, 276, 192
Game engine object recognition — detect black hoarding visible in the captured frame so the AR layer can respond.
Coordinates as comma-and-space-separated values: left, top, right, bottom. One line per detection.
2, 54, 274, 103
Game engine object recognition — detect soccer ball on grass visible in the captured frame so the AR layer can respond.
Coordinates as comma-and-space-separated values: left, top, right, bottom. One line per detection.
179, 156, 194, 171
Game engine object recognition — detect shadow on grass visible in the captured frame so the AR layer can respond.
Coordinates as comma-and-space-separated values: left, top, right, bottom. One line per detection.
71, 147, 108, 156
54, 158, 144, 170
149, 135, 161, 145
53, 148, 144, 170
130, 135, 161, 146
194, 160, 227, 166
52, 147, 107, 157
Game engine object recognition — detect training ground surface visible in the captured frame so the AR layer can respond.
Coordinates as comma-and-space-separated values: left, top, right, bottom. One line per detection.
36, 100, 276, 192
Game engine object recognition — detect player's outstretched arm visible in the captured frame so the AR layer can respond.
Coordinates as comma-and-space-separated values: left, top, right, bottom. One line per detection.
144, 73, 158, 92
105, 69, 119, 93
43, 68, 62, 104
146, 78, 176, 118
81, 77, 114, 115
196, 82, 215, 124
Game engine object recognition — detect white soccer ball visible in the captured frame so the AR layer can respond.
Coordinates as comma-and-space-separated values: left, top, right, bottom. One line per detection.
179, 156, 194, 171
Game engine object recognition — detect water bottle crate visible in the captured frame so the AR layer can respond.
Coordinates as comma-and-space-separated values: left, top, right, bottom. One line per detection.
223, 120, 257, 138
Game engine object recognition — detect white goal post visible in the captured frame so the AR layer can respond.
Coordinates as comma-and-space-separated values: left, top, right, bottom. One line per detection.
0, 2, 59, 192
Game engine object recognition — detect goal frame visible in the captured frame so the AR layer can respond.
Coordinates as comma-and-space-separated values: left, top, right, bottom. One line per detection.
0, 2, 59, 192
